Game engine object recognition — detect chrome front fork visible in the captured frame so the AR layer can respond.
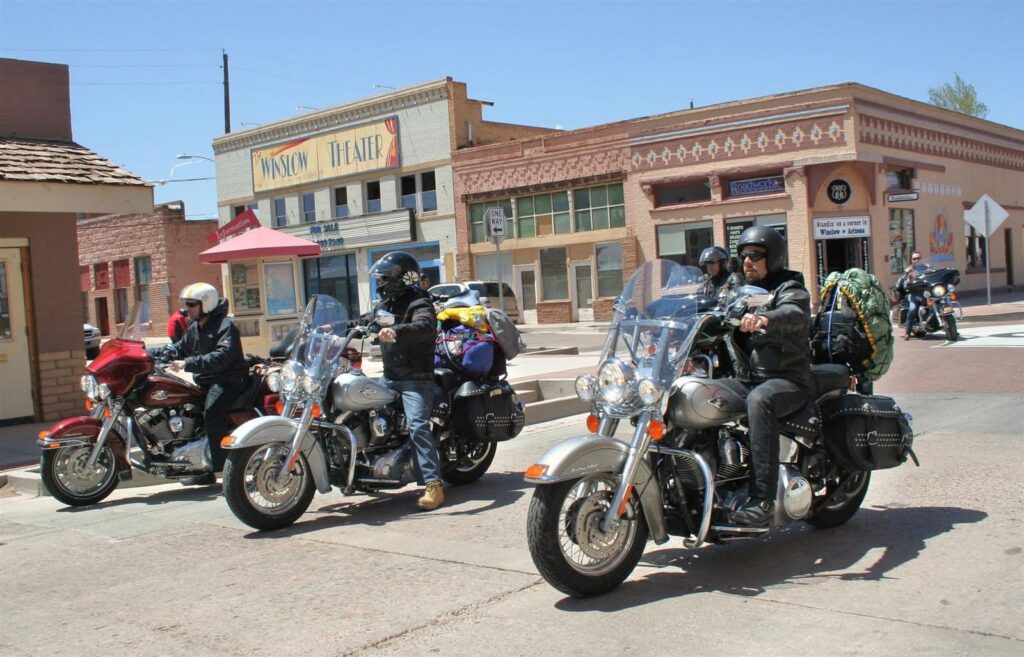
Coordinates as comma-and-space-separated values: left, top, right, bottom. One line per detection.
86, 401, 122, 467
600, 411, 652, 533
276, 402, 314, 485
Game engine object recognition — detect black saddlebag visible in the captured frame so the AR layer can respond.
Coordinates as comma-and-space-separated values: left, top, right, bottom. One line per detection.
821, 394, 914, 471
452, 380, 526, 442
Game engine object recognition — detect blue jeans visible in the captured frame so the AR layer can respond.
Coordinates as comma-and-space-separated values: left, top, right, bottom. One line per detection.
382, 378, 440, 484
905, 294, 923, 333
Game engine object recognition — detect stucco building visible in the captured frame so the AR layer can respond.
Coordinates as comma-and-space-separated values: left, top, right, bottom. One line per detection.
0, 58, 151, 423
452, 83, 1024, 323
210, 77, 553, 353
78, 201, 221, 338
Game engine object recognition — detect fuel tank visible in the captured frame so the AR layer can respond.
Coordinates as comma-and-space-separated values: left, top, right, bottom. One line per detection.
139, 374, 205, 408
668, 376, 749, 429
331, 372, 399, 411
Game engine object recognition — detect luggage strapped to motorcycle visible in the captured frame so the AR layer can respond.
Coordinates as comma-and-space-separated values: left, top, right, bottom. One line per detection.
812, 269, 894, 381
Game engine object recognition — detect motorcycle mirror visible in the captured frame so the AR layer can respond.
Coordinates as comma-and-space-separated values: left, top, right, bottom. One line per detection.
734, 285, 772, 308
374, 310, 396, 327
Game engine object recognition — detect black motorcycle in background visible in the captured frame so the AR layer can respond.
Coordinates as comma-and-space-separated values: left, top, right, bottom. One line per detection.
891, 268, 962, 341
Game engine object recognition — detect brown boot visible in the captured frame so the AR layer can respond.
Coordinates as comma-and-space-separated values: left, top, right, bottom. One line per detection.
417, 480, 445, 510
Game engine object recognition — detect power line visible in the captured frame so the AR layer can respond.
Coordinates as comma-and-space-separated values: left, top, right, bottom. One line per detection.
71, 81, 220, 86
70, 64, 220, 69
0, 47, 220, 53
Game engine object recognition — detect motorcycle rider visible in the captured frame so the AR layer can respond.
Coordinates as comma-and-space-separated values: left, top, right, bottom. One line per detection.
729, 226, 813, 527
368, 251, 445, 511
698, 246, 731, 302
149, 282, 249, 486
902, 252, 930, 340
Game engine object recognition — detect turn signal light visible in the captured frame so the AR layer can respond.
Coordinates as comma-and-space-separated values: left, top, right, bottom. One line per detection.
275, 400, 285, 415
586, 414, 600, 433
103, 407, 112, 419
85, 399, 94, 412
524, 464, 548, 479
37, 430, 49, 439
310, 403, 322, 419
648, 420, 665, 441
950, 293, 958, 300
221, 436, 236, 447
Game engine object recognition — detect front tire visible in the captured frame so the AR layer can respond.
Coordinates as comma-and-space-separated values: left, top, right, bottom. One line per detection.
223, 444, 315, 531
439, 434, 496, 485
527, 474, 648, 597
943, 315, 959, 342
806, 470, 870, 529
40, 444, 120, 507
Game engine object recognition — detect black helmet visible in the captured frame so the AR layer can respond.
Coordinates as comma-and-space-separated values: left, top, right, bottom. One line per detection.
698, 246, 729, 267
737, 225, 787, 273
369, 251, 421, 300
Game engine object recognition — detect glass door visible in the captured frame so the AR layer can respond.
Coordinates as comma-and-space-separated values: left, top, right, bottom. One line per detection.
516, 266, 538, 324
572, 262, 594, 322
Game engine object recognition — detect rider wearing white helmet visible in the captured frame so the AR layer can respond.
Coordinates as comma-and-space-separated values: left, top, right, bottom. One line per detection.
151, 282, 248, 485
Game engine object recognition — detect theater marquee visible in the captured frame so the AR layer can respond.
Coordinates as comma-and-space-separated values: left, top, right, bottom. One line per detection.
251, 117, 400, 193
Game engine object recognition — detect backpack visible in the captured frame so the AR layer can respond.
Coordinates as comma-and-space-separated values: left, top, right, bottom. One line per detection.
485, 308, 526, 360
435, 325, 503, 379
810, 268, 894, 381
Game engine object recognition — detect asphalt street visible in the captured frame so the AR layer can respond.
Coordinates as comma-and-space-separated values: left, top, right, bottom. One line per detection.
1, 320, 1021, 657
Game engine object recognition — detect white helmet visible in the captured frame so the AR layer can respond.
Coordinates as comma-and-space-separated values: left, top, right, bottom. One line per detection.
180, 282, 219, 314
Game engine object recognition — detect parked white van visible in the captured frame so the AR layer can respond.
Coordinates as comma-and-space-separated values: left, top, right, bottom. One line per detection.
429, 280, 521, 323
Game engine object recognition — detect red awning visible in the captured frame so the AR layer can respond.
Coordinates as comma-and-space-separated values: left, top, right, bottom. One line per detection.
199, 227, 321, 264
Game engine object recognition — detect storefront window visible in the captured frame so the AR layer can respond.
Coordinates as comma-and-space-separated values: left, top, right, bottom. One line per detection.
517, 191, 570, 238
0, 262, 10, 340
726, 214, 787, 259
595, 242, 623, 298
469, 199, 512, 243
574, 183, 625, 232
304, 253, 359, 319
540, 247, 568, 300
654, 180, 711, 207
231, 263, 261, 313
889, 209, 915, 274
114, 288, 128, 324
262, 262, 298, 317
657, 221, 713, 266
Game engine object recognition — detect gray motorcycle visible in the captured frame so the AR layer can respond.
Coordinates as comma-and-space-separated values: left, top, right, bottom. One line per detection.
221, 294, 496, 531
524, 261, 915, 597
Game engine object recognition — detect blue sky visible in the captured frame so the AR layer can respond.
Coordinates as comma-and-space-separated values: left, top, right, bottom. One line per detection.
2, 0, 1021, 221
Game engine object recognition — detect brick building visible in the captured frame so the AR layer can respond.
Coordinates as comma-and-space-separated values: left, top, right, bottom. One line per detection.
452, 83, 1024, 324
78, 201, 221, 339
0, 57, 152, 422
210, 77, 554, 353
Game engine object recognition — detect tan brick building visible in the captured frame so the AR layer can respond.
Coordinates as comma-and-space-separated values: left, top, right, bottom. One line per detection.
0, 58, 151, 422
452, 83, 1024, 324
78, 201, 221, 339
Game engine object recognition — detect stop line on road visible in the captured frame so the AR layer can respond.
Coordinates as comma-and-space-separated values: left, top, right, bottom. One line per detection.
938, 323, 1024, 348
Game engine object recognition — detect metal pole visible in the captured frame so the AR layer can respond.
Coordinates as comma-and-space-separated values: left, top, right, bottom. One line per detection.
222, 50, 231, 134
496, 238, 505, 311
985, 200, 991, 305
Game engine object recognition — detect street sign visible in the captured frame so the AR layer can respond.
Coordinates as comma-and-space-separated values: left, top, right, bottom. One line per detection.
486, 207, 506, 241
964, 194, 1008, 237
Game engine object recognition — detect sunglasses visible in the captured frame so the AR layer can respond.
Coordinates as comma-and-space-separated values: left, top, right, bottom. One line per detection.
739, 251, 767, 262
185, 301, 200, 308
912, 257, 920, 261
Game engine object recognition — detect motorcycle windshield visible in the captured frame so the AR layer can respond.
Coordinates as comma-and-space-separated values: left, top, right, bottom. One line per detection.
118, 302, 152, 342
600, 260, 706, 394
289, 294, 350, 394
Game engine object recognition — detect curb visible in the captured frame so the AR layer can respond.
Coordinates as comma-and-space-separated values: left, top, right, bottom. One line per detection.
960, 312, 1024, 323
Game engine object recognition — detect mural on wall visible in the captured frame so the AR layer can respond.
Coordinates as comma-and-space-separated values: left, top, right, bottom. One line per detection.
929, 212, 955, 262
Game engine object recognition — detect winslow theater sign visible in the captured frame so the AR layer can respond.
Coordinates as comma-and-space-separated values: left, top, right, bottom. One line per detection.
251, 116, 401, 193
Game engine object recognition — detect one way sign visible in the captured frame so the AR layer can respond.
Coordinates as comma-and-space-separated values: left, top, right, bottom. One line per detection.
487, 207, 506, 243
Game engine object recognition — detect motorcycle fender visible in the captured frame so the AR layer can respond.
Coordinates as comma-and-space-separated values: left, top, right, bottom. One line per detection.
38, 416, 130, 472
222, 415, 331, 494
524, 434, 668, 545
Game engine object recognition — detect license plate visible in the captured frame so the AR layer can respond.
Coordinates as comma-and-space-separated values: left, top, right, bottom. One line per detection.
939, 305, 954, 315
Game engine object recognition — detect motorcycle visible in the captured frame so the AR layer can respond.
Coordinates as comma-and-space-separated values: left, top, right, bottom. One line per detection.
891, 268, 962, 341
221, 293, 519, 531
37, 302, 283, 507
524, 260, 916, 597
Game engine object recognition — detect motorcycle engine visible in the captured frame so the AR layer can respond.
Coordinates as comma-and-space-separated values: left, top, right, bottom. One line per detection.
776, 465, 813, 522
137, 405, 202, 454
371, 446, 415, 484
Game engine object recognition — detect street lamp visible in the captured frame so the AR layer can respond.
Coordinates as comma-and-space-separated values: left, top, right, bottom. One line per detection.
295, 106, 319, 112
373, 84, 396, 90
177, 153, 214, 163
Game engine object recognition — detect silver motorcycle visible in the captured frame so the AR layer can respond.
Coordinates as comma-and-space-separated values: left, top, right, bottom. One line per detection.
524, 260, 914, 597
221, 294, 496, 531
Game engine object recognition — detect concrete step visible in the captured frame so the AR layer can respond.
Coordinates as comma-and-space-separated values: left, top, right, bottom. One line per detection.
3, 462, 183, 499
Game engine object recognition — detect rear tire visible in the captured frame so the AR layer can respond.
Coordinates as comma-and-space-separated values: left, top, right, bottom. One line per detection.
806, 470, 870, 529
223, 444, 315, 531
439, 434, 496, 485
943, 315, 959, 342
40, 444, 120, 507
527, 475, 648, 597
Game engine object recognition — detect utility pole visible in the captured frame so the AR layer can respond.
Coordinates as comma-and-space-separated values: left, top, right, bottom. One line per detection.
222, 50, 231, 134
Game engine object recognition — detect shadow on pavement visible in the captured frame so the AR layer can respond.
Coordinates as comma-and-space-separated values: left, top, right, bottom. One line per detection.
242, 470, 530, 539
55, 482, 222, 512
554, 505, 986, 611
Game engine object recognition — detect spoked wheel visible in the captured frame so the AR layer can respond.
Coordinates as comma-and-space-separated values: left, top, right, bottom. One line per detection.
806, 469, 871, 529
40, 444, 120, 507
223, 444, 315, 531
943, 315, 959, 342
527, 474, 648, 597
439, 434, 496, 485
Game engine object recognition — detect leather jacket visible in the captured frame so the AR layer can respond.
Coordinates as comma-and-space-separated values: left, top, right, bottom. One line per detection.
727, 270, 812, 388
701, 270, 730, 302
151, 299, 248, 388
373, 286, 436, 381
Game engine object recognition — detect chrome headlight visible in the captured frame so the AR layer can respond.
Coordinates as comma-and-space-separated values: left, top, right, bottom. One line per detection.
575, 374, 597, 402
280, 362, 303, 394
932, 284, 947, 297
948, 284, 955, 292
301, 368, 319, 395
266, 370, 281, 392
96, 383, 111, 401
598, 358, 635, 405
80, 375, 97, 400
637, 378, 662, 405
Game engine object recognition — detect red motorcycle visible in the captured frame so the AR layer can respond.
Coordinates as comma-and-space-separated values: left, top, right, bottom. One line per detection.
37, 304, 283, 507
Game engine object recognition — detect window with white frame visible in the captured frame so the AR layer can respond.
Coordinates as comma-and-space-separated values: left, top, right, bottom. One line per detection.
517, 191, 570, 238
365, 180, 381, 214
302, 192, 316, 223
334, 187, 349, 218
273, 198, 287, 227
574, 183, 625, 232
